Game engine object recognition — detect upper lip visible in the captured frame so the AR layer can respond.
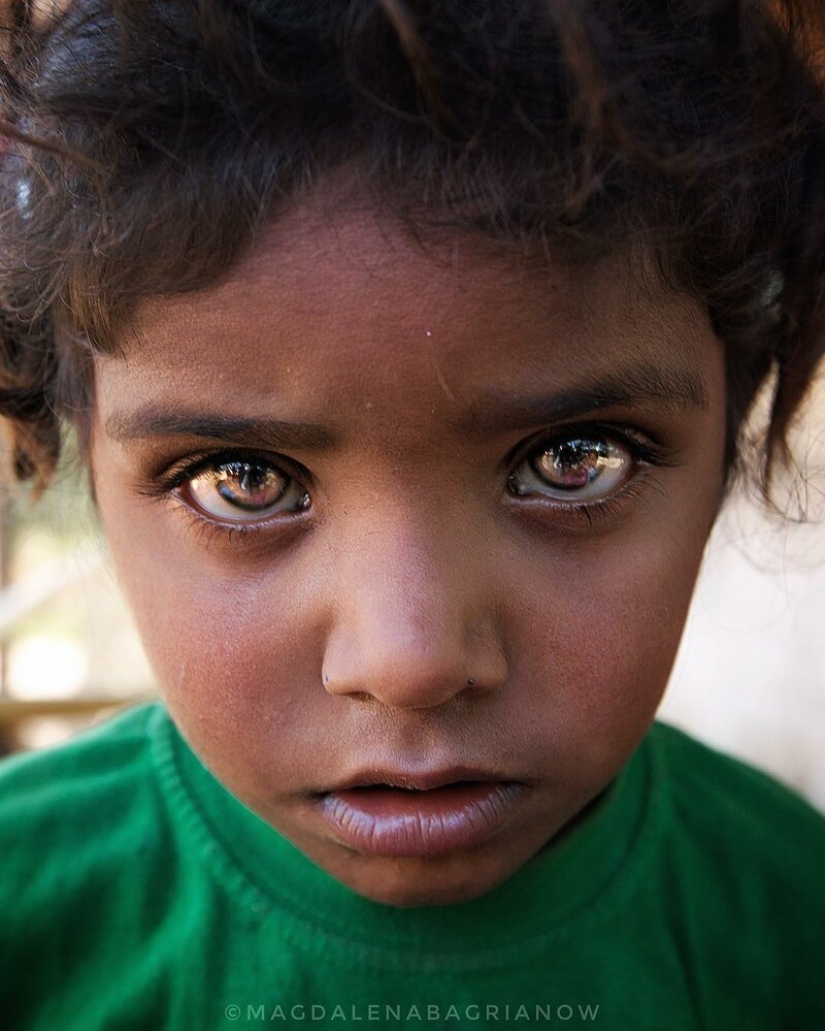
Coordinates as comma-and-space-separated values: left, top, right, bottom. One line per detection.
325, 766, 513, 793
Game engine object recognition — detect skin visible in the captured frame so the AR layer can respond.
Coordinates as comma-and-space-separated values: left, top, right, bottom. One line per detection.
90, 203, 727, 907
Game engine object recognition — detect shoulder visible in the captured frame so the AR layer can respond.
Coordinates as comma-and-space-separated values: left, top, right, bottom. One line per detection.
639, 723, 825, 1024
643, 722, 825, 950
647, 720, 825, 858
0, 703, 173, 918
0, 701, 165, 819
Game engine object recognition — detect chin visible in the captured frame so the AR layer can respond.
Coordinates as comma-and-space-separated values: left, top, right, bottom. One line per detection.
336, 852, 517, 908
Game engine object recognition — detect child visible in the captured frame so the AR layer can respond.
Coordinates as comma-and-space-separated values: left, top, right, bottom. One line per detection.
0, 0, 823, 1027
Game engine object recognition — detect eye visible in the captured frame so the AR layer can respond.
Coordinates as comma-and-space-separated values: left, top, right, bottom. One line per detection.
183, 458, 309, 522
509, 434, 633, 502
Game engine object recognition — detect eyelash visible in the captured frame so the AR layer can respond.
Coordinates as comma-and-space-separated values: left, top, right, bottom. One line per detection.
514, 468, 660, 532
140, 450, 312, 544
504, 423, 674, 526
142, 424, 675, 543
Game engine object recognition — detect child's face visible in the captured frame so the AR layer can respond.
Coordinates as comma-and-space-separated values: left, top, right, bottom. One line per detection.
90, 205, 726, 907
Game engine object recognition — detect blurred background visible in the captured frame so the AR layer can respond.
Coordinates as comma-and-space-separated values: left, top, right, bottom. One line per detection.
0, 379, 823, 812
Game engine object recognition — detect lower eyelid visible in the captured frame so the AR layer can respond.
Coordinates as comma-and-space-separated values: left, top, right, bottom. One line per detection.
171, 491, 312, 546
506, 461, 660, 524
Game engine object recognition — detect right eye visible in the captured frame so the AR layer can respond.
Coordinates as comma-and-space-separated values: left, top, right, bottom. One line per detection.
183, 458, 310, 522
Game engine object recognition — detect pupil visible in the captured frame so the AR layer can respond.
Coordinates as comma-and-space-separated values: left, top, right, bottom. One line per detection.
216, 462, 284, 509
539, 439, 608, 489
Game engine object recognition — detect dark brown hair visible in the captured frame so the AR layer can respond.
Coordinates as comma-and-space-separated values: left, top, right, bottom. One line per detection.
1, 0, 824, 492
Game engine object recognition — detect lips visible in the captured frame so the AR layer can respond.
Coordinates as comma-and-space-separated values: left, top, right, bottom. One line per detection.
315, 769, 528, 858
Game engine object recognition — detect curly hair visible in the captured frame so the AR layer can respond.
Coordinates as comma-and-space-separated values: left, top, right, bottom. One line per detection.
0, 0, 824, 492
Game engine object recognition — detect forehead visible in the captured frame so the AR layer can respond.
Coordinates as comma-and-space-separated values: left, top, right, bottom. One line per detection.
105, 206, 716, 420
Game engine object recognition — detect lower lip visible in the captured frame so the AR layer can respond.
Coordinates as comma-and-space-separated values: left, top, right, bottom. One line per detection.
315, 781, 527, 858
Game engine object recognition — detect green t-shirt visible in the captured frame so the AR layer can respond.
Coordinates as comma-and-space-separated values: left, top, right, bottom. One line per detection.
0, 703, 823, 1030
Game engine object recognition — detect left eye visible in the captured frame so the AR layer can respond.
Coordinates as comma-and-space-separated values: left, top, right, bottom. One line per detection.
183, 459, 309, 522
509, 436, 633, 501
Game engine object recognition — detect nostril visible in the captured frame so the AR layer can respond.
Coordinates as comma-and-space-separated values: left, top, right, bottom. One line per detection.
320, 612, 507, 707
322, 676, 374, 703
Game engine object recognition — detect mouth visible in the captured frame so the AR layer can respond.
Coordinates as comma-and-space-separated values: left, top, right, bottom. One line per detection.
314, 770, 528, 858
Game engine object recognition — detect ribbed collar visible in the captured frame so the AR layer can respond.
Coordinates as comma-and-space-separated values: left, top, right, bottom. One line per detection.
151, 704, 656, 972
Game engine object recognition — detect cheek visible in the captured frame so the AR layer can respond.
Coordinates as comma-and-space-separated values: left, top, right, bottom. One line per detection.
506, 518, 708, 782
114, 555, 328, 792
97, 498, 320, 749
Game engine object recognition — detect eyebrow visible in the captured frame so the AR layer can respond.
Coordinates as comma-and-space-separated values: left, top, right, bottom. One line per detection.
458, 360, 708, 434
104, 359, 708, 450
104, 409, 337, 452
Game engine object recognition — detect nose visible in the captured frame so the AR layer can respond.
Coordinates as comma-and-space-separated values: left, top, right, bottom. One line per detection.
320, 516, 507, 709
